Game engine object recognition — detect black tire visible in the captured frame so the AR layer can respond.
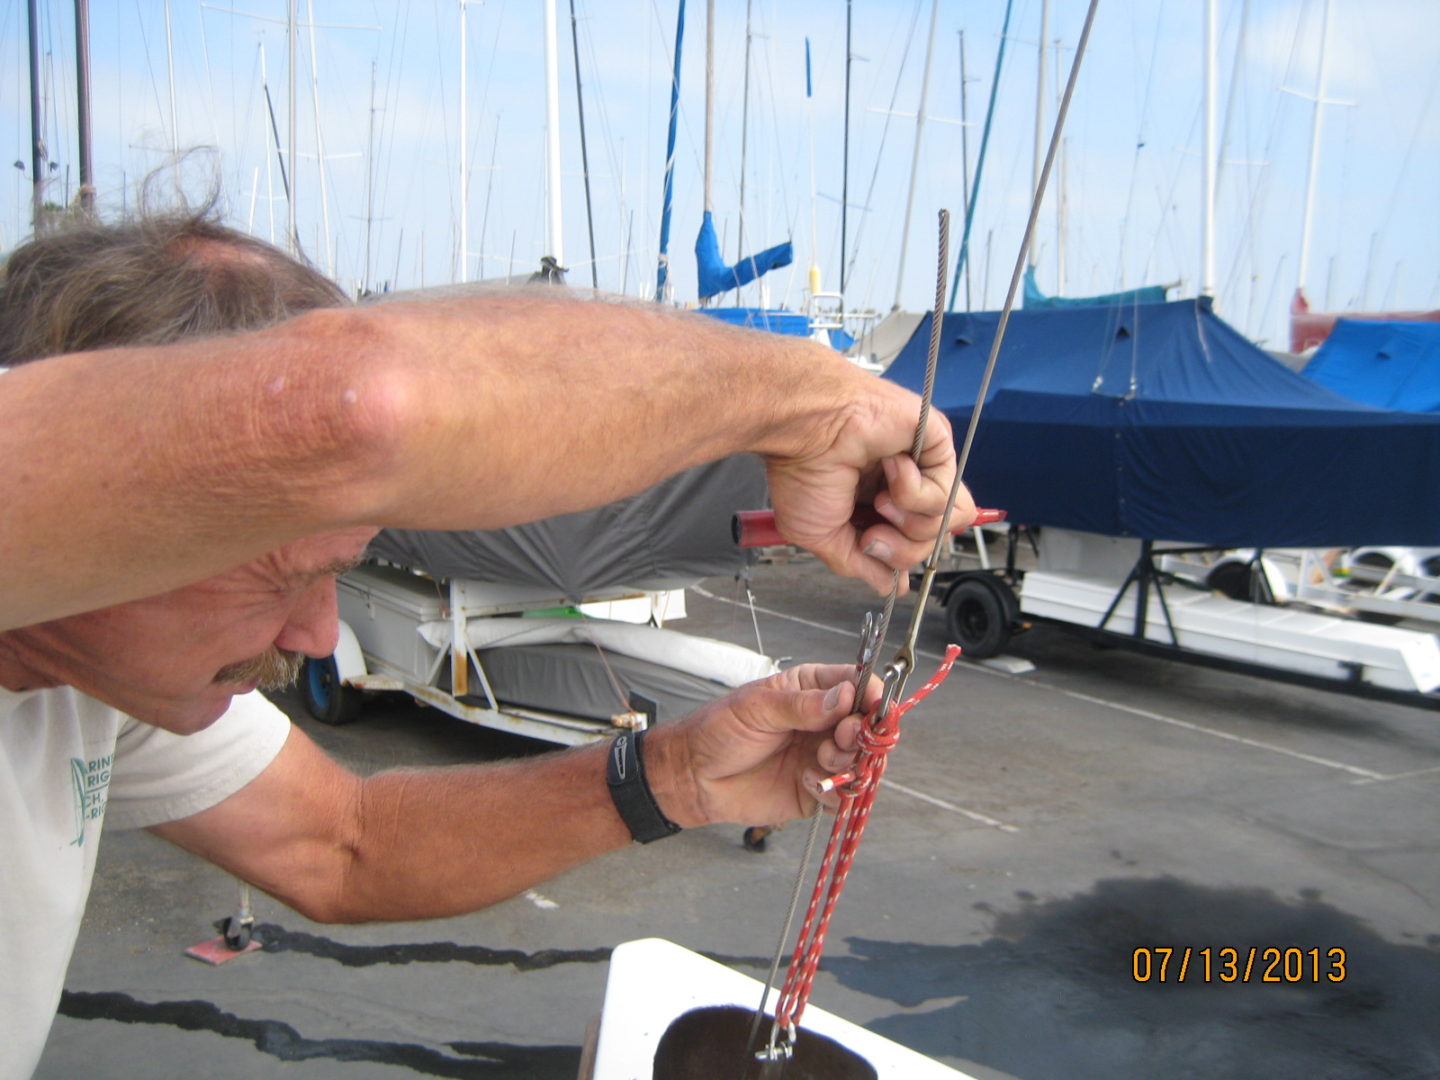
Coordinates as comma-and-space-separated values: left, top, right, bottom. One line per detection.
300, 654, 364, 725
1206, 560, 1275, 603
944, 577, 1014, 659
223, 916, 253, 951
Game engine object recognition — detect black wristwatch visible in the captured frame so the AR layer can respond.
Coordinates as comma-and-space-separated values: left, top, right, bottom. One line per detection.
606, 728, 683, 844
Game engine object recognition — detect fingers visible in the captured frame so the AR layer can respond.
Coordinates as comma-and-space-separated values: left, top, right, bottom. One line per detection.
800, 713, 863, 811
855, 458, 977, 589
816, 714, 862, 773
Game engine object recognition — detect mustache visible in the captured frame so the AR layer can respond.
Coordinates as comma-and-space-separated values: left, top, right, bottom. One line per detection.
214, 647, 305, 691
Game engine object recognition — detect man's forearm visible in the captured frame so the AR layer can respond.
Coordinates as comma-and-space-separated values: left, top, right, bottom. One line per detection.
335, 741, 632, 921
351, 292, 866, 528
0, 292, 873, 629
154, 668, 854, 924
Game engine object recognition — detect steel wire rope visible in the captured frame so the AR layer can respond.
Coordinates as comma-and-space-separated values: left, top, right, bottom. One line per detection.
744, 211, 951, 1075
753, 0, 1100, 1024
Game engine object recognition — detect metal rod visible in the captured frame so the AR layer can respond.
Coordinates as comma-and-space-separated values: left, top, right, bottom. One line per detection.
74, 0, 94, 214
568, 0, 599, 289
27, 0, 43, 229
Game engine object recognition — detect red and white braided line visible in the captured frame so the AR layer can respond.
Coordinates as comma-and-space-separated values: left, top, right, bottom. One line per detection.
772, 644, 961, 1033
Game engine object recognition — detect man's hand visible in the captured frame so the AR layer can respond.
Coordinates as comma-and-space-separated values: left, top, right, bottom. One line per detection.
647, 664, 881, 829
763, 381, 977, 595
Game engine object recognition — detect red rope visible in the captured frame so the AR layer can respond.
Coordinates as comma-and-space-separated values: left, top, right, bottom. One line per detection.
772, 644, 962, 1034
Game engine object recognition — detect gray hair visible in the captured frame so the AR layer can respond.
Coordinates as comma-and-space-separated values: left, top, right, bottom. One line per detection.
0, 205, 346, 365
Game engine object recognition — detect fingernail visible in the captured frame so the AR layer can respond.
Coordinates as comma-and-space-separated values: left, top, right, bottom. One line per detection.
823, 683, 843, 711
882, 456, 897, 481
864, 539, 894, 562
876, 497, 905, 526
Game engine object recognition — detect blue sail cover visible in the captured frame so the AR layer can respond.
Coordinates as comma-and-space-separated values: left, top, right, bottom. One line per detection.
699, 307, 811, 337
695, 211, 793, 300
1022, 265, 1170, 309
1301, 319, 1440, 413
884, 299, 1440, 548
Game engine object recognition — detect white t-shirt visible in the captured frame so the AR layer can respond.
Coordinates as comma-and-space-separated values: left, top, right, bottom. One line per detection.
0, 685, 290, 1080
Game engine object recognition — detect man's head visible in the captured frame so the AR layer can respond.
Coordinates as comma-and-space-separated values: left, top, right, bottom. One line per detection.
0, 209, 368, 731
0, 529, 376, 732
0, 209, 346, 365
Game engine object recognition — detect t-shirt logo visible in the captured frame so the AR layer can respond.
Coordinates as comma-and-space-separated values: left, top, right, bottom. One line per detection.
69, 753, 112, 846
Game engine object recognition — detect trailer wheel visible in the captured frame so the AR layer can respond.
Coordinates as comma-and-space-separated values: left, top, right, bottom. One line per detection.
300, 655, 364, 726
944, 577, 1013, 659
223, 916, 253, 951
1206, 560, 1275, 604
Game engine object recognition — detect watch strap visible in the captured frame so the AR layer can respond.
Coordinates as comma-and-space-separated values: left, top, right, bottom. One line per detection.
606, 728, 682, 844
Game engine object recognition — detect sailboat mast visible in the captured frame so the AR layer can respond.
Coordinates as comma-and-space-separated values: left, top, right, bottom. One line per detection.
363, 60, 377, 293
164, 0, 179, 154
287, 0, 299, 256
1296, 0, 1333, 296
544, 0, 564, 265
1028, 0, 1047, 269
949, 0, 1017, 310
74, 0, 94, 214
568, 0, 599, 289
703, 0, 714, 216
259, 45, 290, 241
957, 29, 972, 309
738, 0, 753, 272
805, 37, 820, 297
892, 0, 941, 311
26, 0, 43, 228
654, 0, 685, 302
1201, 0, 1217, 298
305, 0, 334, 276
840, 0, 852, 299
459, 0, 468, 282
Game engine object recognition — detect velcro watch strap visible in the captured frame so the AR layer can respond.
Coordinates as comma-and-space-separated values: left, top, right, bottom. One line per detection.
606, 728, 682, 844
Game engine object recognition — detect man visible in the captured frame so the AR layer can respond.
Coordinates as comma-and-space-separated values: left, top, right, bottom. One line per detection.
0, 210, 973, 1078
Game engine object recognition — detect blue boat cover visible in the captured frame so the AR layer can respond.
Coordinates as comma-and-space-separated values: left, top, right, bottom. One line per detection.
1022, 265, 1171, 309
695, 211, 794, 300
700, 306, 811, 337
1301, 319, 1440, 414
884, 299, 1440, 548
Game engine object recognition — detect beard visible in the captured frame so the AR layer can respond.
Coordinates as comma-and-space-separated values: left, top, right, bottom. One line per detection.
214, 647, 305, 691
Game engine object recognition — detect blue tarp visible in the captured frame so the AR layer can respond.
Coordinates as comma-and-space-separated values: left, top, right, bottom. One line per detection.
1301, 319, 1440, 413
1022, 265, 1171, 309
700, 306, 811, 337
884, 299, 1440, 548
695, 211, 794, 300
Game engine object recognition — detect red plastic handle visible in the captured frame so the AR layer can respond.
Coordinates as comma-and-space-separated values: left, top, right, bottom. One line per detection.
733, 507, 1007, 548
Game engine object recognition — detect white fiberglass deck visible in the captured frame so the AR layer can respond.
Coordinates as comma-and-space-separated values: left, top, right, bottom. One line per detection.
588, 938, 979, 1080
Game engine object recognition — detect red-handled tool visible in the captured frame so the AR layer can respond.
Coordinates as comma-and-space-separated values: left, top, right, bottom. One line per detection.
732, 506, 1007, 549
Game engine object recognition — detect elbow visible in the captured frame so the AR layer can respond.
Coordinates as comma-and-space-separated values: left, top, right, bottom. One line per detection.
269, 307, 422, 526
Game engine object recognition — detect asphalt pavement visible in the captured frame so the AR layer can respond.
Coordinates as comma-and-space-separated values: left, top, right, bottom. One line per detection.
35, 558, 1440, 1080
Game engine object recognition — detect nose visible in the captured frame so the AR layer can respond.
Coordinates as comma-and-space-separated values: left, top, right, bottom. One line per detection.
273, 581, 342, 658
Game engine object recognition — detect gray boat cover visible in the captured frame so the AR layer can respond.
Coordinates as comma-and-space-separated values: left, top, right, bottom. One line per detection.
476, 644, 737, 724
368, 455, 768, 602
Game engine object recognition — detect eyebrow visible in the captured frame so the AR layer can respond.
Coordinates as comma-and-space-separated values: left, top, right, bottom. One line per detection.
289, 554, 366, 588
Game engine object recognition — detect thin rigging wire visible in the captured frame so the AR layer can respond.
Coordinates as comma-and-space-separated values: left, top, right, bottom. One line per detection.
844, 0, 923, 301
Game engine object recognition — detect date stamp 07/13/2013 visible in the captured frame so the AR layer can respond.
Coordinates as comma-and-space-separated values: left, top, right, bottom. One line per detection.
1131, 946, 1348, 984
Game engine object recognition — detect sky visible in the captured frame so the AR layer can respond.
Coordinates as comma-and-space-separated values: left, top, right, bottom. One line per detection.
1, 0, 1437, 350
